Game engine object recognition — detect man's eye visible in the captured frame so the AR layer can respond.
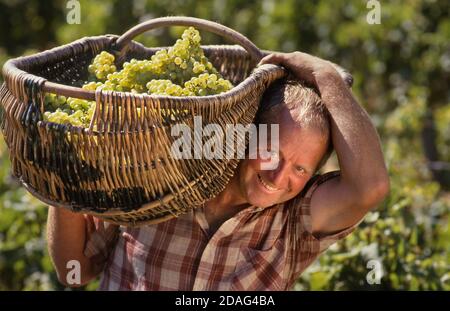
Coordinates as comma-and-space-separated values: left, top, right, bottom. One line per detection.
295, 166, 305, 174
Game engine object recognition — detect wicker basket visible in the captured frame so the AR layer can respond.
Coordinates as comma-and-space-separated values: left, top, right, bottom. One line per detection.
0, 16, 286, 226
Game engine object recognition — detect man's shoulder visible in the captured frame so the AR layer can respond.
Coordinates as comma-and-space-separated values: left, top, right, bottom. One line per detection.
299, 170, 341, 200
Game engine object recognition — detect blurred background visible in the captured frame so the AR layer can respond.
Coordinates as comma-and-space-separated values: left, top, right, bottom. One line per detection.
0, 0, 448, 290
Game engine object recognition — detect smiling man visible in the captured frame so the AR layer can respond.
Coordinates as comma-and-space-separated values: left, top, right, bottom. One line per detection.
47, 51, 389, 290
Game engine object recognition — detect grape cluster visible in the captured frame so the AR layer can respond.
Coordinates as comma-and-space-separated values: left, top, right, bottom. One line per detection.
43, 109, 85, 127
106, 27, 227, 94
146, 80, 187, 96
185, 73, 233, 96
43, 85, 97, 127
88, 51, 117, 81
44, 27, 234, 127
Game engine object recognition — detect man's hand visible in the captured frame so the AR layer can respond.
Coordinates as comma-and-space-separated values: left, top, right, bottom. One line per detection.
83, 215, 119, 276
259, 51, 389, 237
258, 52, 353, 89
85, 214, 118, 240
47, 207, 118, 287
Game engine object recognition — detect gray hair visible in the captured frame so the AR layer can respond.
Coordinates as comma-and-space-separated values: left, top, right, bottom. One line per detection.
256, 78, 333, 172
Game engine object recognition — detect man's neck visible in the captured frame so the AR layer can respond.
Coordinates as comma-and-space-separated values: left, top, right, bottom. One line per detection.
206, 171, 249, 212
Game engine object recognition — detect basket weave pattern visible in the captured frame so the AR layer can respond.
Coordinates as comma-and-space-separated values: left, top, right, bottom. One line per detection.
0, 19, 285, 226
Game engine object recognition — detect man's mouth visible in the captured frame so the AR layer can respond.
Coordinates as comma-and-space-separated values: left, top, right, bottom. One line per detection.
257, 173, 279, 192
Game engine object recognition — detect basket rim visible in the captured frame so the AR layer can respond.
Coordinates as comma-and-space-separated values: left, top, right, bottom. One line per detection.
2, 34, 285, 102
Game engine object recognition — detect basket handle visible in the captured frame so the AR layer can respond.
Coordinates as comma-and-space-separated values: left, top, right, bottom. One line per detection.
114, 16, 264, 62
42, 17, 264, 101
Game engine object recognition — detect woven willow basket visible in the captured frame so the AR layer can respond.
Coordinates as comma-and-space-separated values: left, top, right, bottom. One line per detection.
0, 17, 286, 226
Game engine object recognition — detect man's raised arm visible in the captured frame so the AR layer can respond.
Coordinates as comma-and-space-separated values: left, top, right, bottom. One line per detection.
260, 52, 390, 237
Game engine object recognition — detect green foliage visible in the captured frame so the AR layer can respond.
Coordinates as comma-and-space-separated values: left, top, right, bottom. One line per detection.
0, 137, 100, 290
0, 0, 448, 290
435, 105, 450, 162
297, 82, 449, 290
0, 136, 57, 290
297, 182, 449, 290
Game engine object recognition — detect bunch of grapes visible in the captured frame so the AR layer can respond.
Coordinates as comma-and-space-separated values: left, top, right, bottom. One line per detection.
43, 84, 98, 127
88, 51, 117, 81
43, 109, 85, 127
107, 27, 225, 93
184, 73, 233, 96
146, 80, 189, 96
43, 27, 234, 127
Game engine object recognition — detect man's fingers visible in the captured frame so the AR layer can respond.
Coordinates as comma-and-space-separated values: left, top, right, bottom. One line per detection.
105, 222, 120, 234
257, 53, 287, 66
84, 215, 119, 242
93, 217, 108, 233
258, 51, 353, 88
84, 215, 96, 235
95, 217, 119, 233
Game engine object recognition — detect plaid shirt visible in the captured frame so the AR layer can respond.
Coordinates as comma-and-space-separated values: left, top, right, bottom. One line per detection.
84, 171, 360, 290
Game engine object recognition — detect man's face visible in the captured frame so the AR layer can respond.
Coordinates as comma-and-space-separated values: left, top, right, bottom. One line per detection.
237, 107, 328, 208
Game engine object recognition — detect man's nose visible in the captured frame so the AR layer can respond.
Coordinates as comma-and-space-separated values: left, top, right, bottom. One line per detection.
267, 160, 291, 191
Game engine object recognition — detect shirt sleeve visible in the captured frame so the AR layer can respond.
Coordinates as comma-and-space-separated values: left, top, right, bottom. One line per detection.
287, 170, 362, 258
83, 217, 120, 267
285, 171, 364, 285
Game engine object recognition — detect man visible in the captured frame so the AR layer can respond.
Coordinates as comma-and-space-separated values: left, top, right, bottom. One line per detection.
47, 52, 389, 290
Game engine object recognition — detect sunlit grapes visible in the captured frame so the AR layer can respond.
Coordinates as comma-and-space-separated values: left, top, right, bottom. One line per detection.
88, 51, 117, 81
44, 27, 234, 127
